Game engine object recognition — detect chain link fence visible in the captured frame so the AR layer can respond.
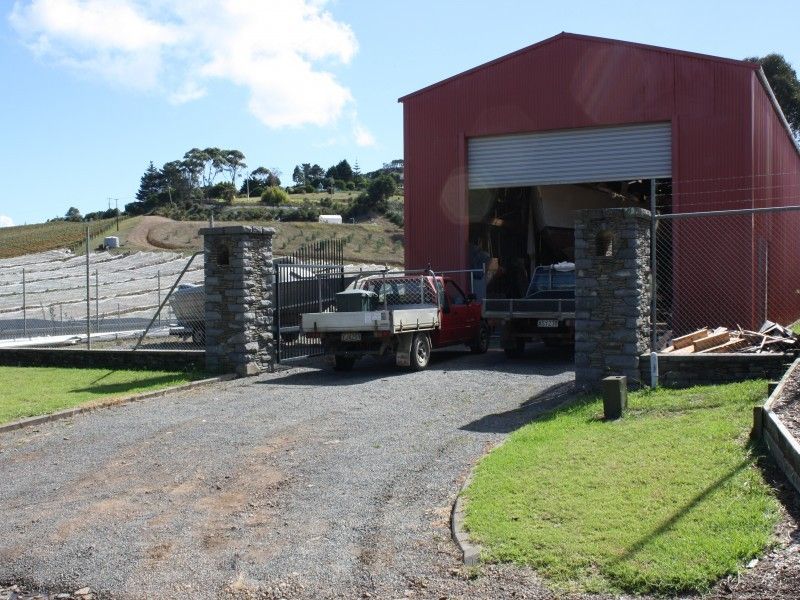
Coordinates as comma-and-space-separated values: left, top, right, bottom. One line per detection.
0, 248, 204, 350
653, 174, 800, 350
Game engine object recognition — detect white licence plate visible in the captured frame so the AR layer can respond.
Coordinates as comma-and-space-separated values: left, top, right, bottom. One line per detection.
537, 319, 559, 328
342, 332, 362, 342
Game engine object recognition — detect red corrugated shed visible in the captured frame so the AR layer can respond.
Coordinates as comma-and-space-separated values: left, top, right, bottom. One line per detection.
400, 32, 800, 329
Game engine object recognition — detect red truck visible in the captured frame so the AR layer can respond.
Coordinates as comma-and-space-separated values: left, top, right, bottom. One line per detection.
301, 271, 489, 371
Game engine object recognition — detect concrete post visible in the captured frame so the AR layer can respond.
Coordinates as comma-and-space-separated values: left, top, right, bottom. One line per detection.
574, 207, 652, 390
200, 225, 275, 376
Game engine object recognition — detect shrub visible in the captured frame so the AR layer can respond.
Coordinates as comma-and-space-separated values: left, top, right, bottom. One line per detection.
386, 208, 404, 227
261, 186, 290, 206
283, 203, 320, 222
209, 182, 237, 203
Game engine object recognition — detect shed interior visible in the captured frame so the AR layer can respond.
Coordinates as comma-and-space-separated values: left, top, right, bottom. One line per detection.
468, 179, 672, 299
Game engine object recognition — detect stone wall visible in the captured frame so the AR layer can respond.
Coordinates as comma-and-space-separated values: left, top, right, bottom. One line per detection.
0, 348, 204, 371
201, 226, 275, 376
640, 352, 795, 388
575, 207, 652, 389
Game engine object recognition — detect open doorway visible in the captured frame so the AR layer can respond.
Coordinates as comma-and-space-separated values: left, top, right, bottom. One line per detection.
470, 179, 672, 355
468, 179, 672, 298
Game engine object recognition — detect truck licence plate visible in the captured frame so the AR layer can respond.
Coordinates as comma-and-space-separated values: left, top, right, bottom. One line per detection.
342, 332, 362, 342
537, 319, 559, 328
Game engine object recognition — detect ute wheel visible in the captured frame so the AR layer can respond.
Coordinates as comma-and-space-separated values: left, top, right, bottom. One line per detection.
504, 338, 526, 359
470, 321, 490, 354
409, 333, 431, 371
334, 355, 355, 371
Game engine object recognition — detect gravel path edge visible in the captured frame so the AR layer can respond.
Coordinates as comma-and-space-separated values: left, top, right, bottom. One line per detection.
451, 470, 482, 566
0, 372, 236, 435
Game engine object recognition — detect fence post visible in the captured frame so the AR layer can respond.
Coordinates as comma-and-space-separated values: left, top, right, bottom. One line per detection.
86, 226, 91, 349
157, 270, 162, 327
275, 265, 281, 364
650, 178, 657, 352
95, 269, 99, 333
22, 267, 27, 338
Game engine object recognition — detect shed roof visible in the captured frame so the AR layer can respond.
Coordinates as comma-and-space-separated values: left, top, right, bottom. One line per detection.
398, 32, 760, 103
398, 32, 797, 156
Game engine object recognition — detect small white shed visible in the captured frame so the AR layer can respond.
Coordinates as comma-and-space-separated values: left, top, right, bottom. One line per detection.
318, 214, 343, 224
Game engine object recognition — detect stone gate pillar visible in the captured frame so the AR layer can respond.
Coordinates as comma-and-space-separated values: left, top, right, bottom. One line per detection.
200, 226, 275, 376
574, 207, 651, 390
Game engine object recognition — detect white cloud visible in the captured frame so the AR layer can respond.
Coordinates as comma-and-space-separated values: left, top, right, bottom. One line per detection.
9, 0, 371, 138
353, 121, 376, 147
0, 215, 14, 227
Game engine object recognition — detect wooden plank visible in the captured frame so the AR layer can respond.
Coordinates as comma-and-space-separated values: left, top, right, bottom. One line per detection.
697, 337, 750, 354
672, 328, 710, 350
693, 330, 731, 351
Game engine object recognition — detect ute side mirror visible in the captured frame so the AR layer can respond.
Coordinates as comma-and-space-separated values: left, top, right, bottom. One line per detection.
465, 293, 477, 304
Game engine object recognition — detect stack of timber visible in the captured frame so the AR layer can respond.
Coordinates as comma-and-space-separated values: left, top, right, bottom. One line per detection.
662, 321, 798, 355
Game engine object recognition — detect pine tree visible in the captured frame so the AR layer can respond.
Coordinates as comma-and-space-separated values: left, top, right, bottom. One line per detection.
136, 162, 162, 202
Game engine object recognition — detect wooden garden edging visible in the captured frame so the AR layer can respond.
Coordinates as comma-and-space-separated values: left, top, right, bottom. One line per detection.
754, 357, 800, 496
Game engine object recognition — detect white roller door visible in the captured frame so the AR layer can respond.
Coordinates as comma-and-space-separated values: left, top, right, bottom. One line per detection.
468, 122, 671, 189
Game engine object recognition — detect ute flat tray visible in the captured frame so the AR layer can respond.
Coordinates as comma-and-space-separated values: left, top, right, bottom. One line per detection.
302, 306, 440, 334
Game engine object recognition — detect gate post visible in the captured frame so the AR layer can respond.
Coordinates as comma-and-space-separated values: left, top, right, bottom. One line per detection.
200, 226, 275, 376
574, 207, 652, 390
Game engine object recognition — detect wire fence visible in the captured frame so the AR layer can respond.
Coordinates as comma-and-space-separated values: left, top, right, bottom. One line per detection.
653, 192, 800, 350
0, 248, 204, 350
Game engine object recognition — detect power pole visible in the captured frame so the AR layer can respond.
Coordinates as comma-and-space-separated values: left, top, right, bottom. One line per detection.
107, 197, 120, 230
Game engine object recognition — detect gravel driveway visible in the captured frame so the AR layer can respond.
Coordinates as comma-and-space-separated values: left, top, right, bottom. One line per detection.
0, 347, 575, 599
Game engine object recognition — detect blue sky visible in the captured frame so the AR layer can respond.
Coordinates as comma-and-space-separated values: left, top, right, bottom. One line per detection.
1, 0, 798, 226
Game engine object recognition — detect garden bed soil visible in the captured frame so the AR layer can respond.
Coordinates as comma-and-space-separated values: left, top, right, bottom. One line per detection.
771, 362, 800, 440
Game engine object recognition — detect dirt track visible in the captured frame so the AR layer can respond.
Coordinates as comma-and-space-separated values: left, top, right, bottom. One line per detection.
123, 216, 176, 252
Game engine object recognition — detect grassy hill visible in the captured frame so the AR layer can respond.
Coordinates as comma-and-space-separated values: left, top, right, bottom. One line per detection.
0, 219, 118, 259
0, 191, 406, 264
144, 218, 404, 264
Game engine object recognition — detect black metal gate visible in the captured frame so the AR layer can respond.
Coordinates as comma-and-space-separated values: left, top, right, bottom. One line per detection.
274, 239, 346, 361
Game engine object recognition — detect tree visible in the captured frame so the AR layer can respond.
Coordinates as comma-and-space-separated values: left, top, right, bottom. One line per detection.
65, 206, 82, 222
204, 147, 225, 187
292, 165, 304, 186
182, 148, 206, 189
267, 167, 282, 187
367, 174, 397, 207
136, 162, 162, 202
308, 164, 325, 186
161, 160, 191, 203
747, 53, 800, 137
335, 159, 353, 182
209, 181, 237, 203
222, 149, 247, 186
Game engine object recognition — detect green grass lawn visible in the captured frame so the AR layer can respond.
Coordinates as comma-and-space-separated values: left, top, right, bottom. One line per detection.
0, 366, 201, 424
792, 320, 800, 335
463, 381, 779, 595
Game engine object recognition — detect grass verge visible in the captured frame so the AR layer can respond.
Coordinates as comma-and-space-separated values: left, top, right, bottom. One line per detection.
0, 366, 203, 424
463, 381, 779, 595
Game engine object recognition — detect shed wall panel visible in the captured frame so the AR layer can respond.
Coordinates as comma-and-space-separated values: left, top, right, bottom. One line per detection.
751, 71, 800, 327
